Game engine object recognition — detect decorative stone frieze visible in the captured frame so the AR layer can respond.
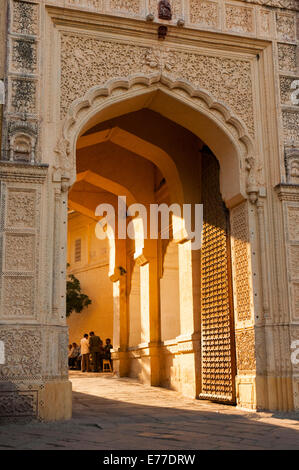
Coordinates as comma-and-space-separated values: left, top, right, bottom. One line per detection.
287, 206, 299, 240
5, 188, 36, 229
9, 78, 36, 115
285, 147, 299, 183
277, 44, 297, 73
189, 0, 219, 29
230, 203, 253, 323
110, 0, 141, 15
66, 0, 103, 11
11, 0, 39, 36
280, 76, 298, 106
258, 9, 273, 38
235, 328, 256, 373
60, 34, 255, 136
11, 38, 37, 74
4, 233, 35, 272
0, 390, 38, 421
282, 110, 299, 144
276, 13, 296, 42
225, 4, 255, 35
0, 327, 42, 381
289, 246, 299, 279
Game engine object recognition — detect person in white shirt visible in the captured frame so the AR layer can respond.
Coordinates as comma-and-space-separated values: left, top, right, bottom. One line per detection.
80, 334, 90, 372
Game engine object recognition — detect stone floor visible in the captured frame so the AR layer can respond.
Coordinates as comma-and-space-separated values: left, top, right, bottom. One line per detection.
0, 371, 298, 450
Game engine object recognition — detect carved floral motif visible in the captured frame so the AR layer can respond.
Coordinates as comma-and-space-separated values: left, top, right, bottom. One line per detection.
110, 0, 141, 14
230, 203, 252, 323
67, 0, 102, 9
0, 391, 37, 418
259, 9, 272, 36
60, 34, 255, 136
6, 190, 36, 229
4, 234, 35, 272
10, 79, 36, 115
283, 111, 299, 143
189, 0, 219, 28
2, 277, 34, 317
280, 76, 296, 105
11, 39, 37, 74
289, 246, 299, 279
225, 5, 254, 34
278, 44, 297, 72
235, 329, 256, 372
287, 207, 299, 241
0, 328, 42, 380
276, 13, 296, 42
12, 0, 38, 36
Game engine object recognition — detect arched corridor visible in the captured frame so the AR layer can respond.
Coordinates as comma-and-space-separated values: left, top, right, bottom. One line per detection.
66, 105, 237, 402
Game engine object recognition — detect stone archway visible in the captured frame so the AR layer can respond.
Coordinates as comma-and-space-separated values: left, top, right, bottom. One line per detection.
55, 76, 259, 407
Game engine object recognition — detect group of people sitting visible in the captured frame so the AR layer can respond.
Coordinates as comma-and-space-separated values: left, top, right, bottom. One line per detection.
68, 332, 113, 373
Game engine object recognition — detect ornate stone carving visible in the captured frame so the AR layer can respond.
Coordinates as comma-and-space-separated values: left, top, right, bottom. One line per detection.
3, 121, 38, 163
144, 47, 175, 71
149, 0, 181, 19
189, 0, 219, 28
9, 132, 36, 163
158, 0, 172, 20
5, 189, 36, 229
291, 283, 299, 320
59, 330, 69, 379
241, 0, 298, 9
0, 391, 37, 419
225, 5, 254, 34
276, 13, 296, 42
277, 44, 297, 72
287, 207, 299, 242
67, 0, 102, 10
11, 38, 37, 74
11, 0, 39, 36
282, 111, 299, 143
0, 328, 42, 380
235, 329, 256, 372
110, 0, 140, 14
285, 148, 299, 184
60, 34, 255, 136
10, 78, 36, 115
4, 234, 35, 272
280, 76, 296, 105
259, 9, 272, 37
230, 203, 252, 323
289, 246, 299, 279
2, 276, 35, 317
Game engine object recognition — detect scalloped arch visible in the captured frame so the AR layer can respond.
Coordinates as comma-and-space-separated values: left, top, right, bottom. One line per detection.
58, 73, 255, 204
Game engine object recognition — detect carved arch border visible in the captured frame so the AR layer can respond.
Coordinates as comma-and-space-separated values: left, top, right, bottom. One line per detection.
55, 73, 257, 204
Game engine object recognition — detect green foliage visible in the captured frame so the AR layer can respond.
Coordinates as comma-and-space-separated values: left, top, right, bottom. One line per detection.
66, 270, 92, 317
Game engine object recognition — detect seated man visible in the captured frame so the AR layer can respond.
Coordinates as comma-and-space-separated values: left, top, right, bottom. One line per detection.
69, 342, 80, 369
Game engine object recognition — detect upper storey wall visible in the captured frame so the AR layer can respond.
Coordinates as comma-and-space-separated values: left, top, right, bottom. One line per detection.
43, 0, 298, 41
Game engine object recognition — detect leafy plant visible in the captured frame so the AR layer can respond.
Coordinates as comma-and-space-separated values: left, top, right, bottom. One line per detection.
66, 267, 92, 317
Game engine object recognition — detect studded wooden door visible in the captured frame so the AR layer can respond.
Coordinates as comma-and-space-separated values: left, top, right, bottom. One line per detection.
200, 150, 236, 403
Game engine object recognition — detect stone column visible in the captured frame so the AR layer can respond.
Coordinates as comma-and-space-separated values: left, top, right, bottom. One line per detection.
177, 241, 201, 397
0, 163, 72, 422
135, 239, 161, 386
111, 238, 129, 376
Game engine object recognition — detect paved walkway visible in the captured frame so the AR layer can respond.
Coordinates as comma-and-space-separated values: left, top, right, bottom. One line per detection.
0, 372, 298, 450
